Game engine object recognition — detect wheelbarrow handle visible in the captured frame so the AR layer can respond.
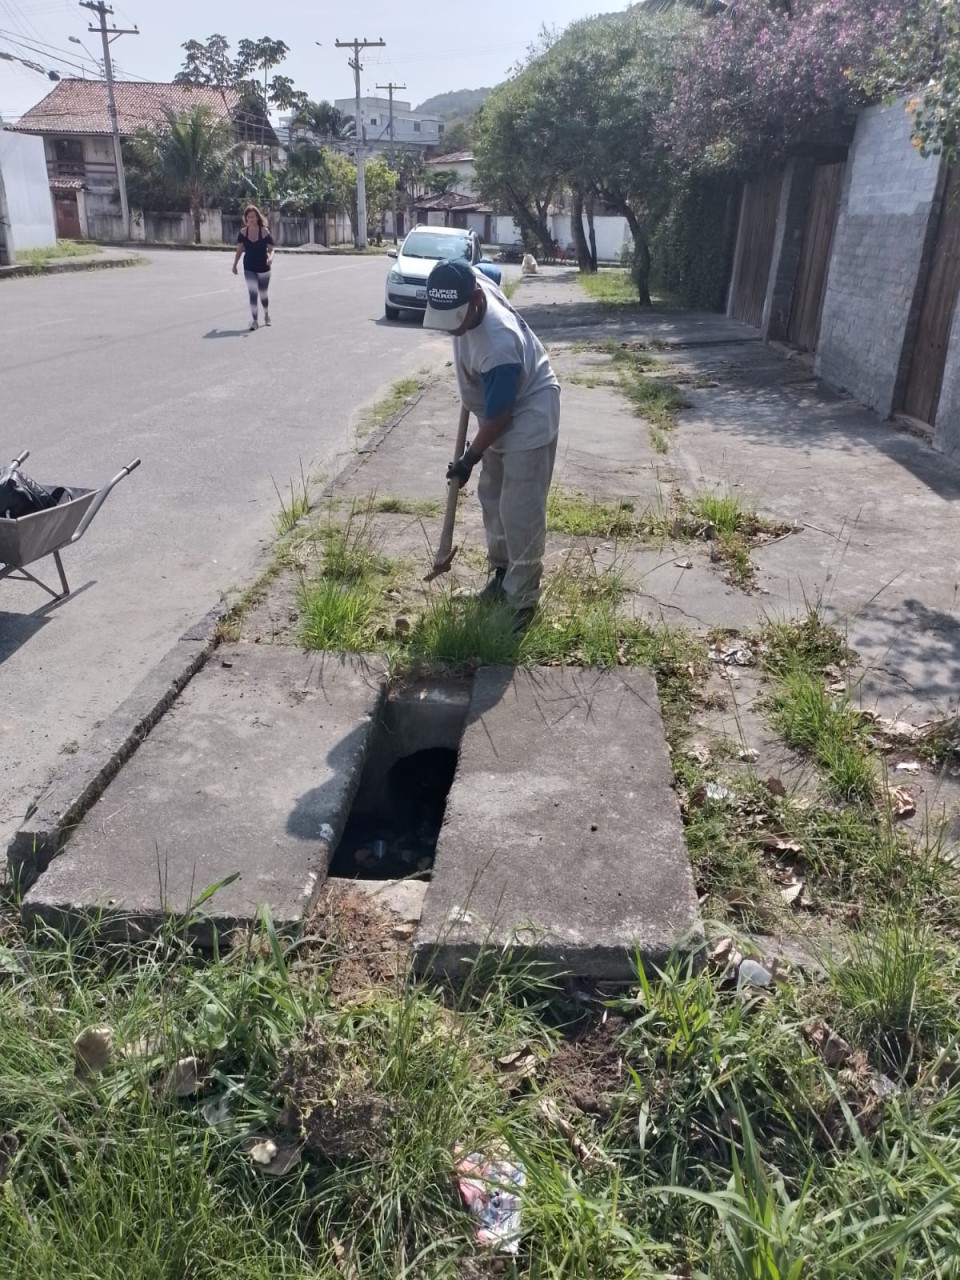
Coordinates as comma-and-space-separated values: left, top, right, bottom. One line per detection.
10, 449, 29, 469
70, 457, 142, 545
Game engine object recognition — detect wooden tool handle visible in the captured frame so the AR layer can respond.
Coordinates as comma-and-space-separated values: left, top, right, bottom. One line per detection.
434, 405, 471, 566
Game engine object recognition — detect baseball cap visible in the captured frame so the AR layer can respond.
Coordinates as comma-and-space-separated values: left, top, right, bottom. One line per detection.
423, 259, 480, 331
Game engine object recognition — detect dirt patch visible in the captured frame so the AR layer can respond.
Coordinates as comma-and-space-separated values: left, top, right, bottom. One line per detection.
543, 1014, 629, 1116
301, 880, 412, 1003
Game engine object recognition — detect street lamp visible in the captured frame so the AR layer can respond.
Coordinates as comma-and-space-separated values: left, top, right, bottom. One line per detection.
68, 35, 101, 74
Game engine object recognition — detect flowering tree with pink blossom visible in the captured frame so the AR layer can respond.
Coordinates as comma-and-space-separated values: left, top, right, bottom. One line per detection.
667, 0, 912, 171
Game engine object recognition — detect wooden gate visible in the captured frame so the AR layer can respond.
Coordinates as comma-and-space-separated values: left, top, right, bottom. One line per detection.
729, 173, 782, 328
903, 165, 960, 425
54, 193, 82, 240
786, 161, 845, 352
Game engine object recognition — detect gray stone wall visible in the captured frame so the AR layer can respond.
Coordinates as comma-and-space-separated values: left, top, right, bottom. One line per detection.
816, 100, 941, 416
935, 301, 960, 458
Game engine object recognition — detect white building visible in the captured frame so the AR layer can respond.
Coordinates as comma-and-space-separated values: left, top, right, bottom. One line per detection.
0, 129, 56, 264
334, 96, 444, 151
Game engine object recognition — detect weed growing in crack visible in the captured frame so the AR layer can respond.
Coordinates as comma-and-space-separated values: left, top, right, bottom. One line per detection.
547, 491, 638, 538
271, 460, 311, 537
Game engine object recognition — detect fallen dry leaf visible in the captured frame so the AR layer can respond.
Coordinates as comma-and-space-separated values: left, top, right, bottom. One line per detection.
780, 882, 804, 906
765, 777, 787, 798
803, 1019, 853, 1068
707, 937, 744, 973
167, 1056, 204, 1098
759, 833, 803, 856
496, 1047, 538, 1086
886, 785, 917, 818
331, 1237, 361, 1280
738, 747, 760, 763
73, 1026, 114, 1076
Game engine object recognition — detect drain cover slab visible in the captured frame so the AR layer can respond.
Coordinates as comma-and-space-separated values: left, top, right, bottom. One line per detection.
414, 665, 702, 980
22, 647, 386, 941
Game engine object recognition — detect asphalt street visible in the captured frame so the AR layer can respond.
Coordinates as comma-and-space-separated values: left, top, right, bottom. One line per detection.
0, 248, 446, 852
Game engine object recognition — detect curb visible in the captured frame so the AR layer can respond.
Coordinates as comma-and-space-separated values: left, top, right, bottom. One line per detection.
4, 390, 429, 889
8, 611, 220, 887
0, 255, 146, 281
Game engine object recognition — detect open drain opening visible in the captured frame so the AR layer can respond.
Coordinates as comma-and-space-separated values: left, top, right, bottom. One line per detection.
329, 679, 469, 881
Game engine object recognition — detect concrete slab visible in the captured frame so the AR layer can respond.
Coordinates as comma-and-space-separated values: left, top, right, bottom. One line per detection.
414, 665, 702, 980
21, 647, 386, 941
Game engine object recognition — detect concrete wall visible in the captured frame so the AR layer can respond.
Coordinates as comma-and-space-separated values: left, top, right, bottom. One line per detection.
816, 99, 941, 416
0, 130, 56, 257
492, 212, 630, 261
935, 301, 960, 458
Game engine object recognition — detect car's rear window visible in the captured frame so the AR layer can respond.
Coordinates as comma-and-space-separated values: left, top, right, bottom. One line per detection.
401, 233, 472, 261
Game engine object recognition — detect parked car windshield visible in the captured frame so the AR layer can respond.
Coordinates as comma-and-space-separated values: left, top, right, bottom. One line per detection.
401, 232, 472, 261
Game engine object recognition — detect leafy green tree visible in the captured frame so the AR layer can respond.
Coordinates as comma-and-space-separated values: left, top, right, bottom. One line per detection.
174, 33, 306, 119
437, 119, 472, 153
426, 168, 460, 195
129, 105, 239, 242
363, 156, 400, 235
475, 10, 691, 299
474, 78, 560, 258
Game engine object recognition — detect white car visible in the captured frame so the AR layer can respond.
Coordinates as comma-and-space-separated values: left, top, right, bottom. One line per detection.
384, 225, 485, 321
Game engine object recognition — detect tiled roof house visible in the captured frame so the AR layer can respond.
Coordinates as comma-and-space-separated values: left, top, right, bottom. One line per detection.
5, 80, 277, 237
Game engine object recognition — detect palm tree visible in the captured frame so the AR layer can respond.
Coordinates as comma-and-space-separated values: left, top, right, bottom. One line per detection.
131, 105, 239, 243
291, 99, 356, 144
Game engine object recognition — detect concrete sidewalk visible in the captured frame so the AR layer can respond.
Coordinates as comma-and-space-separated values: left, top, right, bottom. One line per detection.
0, 246, 143, 280
10, 266, 960, 967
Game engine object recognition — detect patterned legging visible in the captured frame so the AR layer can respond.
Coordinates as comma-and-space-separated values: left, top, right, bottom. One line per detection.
244, 269, 270, 319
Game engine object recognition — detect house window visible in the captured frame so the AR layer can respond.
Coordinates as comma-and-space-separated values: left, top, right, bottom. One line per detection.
369, 116, 377, 126
53, 137, 85, 177
439, 123, 445, 134
413, 121, 421, 133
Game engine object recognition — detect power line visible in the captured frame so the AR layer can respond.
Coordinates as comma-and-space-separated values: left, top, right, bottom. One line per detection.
0, 29, 91, 73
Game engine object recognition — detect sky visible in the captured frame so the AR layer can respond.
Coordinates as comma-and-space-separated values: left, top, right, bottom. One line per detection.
0, 0, 633, 123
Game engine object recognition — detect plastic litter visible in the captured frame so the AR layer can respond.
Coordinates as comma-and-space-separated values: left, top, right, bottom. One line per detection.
737, 959, 773, 989
455, 1147, 525, 1253
705, 782, 734, 802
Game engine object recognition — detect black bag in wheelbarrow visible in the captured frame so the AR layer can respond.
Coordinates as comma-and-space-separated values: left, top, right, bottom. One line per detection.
0, 464, 77, 520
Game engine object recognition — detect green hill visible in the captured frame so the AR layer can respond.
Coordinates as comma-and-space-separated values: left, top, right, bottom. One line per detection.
414, 88, 492, 118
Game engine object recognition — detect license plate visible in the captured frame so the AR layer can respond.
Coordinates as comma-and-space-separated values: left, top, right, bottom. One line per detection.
416, 288, 427, 300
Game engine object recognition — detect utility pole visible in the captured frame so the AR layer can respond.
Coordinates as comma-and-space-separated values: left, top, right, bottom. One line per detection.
80, 1, 138, 241
335, 36, 385, 249
375, 81, 405, 244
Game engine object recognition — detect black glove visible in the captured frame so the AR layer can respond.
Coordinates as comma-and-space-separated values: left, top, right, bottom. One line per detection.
446, 443, 480, 488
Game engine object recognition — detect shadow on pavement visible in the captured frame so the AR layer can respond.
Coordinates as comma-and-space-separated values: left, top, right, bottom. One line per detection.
202, 328, 252, 339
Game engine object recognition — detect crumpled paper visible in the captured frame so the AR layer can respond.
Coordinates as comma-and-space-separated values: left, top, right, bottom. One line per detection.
455, 1146, 525, 1254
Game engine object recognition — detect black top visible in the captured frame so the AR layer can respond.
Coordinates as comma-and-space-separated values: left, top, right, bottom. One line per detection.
238, 228, 273, 273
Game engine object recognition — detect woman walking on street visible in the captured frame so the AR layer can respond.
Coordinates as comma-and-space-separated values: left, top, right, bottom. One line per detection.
232, 204, 274, 330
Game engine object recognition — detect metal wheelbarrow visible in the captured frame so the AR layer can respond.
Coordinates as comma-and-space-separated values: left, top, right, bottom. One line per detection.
0, 449, 141, 602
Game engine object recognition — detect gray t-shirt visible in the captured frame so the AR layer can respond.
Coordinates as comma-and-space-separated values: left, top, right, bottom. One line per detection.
453, 276, 560, 454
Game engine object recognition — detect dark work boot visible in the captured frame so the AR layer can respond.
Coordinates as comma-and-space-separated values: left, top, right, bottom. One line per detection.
477, 566, 506, 601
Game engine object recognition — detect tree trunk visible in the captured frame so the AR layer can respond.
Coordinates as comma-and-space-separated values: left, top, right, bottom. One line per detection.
585, 193, 598, 272
571, 186, 594, 273
504, 182, 553, 258
618, 201, 651, 306
191, 195, 202, 245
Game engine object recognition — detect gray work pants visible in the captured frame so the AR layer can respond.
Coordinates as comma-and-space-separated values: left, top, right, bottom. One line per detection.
476, 434, 558, 609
